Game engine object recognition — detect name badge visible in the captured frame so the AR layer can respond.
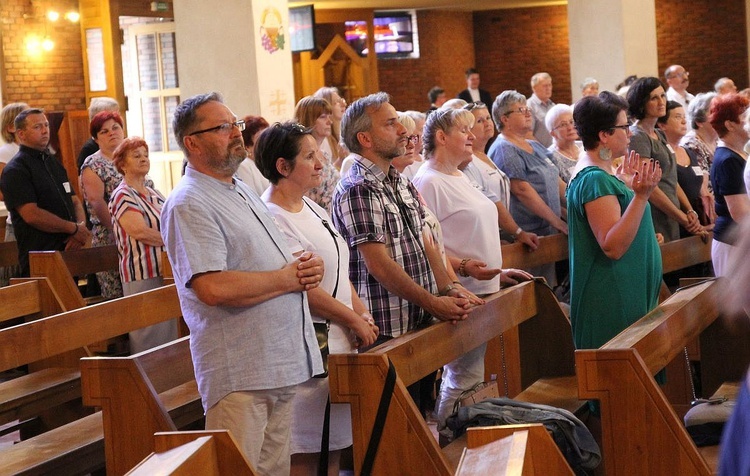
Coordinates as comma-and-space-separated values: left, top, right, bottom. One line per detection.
692, 166, 703, 176
63, 182, 71, 193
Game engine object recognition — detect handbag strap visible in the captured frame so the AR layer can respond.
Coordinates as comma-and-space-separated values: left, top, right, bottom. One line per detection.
361, 358, 397, 476
304, 199, 340, 298
317, 396, 331, 476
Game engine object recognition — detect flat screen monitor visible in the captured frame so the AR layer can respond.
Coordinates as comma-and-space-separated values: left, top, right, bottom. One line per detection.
345, 11, 417, 58
289, 4, 316, 53
373, 12, 414, 57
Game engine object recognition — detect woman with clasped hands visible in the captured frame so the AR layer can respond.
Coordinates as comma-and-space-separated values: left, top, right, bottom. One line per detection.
255, 122, 378, 476
567, 92, 663, 352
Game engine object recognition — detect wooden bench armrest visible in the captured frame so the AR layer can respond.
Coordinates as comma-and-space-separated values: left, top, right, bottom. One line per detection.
0, 367, 81, 426
0, 412, 104, 475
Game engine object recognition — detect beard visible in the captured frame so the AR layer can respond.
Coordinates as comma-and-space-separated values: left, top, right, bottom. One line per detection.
372, 135, 406, 161
207, 138, 247, 176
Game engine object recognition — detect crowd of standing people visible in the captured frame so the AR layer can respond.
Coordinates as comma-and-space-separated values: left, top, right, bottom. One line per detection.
2, 61, 750, 474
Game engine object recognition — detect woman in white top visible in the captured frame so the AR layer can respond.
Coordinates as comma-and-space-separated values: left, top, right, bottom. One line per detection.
313, 87, 347, 169
461, 101, 539, 250
546, 104, 582, 184
412, 108, 532, 431
255, 121, 378, 476
0, 102, 29, 243
235, 115, 270, 196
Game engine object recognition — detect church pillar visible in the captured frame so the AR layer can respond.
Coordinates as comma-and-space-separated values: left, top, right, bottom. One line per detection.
568, 0, 659, 101
173, 0, 295, 122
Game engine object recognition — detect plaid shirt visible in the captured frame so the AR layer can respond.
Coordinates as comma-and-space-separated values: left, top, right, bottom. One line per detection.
332, 154, 437, 337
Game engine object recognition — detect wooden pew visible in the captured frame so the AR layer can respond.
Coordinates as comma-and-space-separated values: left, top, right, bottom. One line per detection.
328, 279, 579, 475
81, 336, 204, 476
127, 430, 257, 475
0, 278, 73, 435
457, 424, 574, 476
0, 284, 185, 474
27, 246, 120, 308
0, 240, 18, 268
575, 278, 749, 475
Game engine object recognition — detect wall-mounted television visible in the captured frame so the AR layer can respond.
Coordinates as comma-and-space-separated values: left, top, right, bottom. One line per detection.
344, 10, 419, 59
289, 4, 316, 53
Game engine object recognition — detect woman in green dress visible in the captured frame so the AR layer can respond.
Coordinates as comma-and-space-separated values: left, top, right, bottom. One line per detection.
567, 92, 663, 350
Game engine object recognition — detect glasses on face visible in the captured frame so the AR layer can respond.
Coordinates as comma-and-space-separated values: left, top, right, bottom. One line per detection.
463, 101, 486, 111
504, 107, 531, 116
407, 134, 419, 145
553, 120, 575, 130
608, 122, 632, 132
188, 120, 246, 136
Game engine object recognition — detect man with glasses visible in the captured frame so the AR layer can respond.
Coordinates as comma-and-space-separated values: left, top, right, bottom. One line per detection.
0, 108, 90, 276
665, 65, 694, 108
161, 92, 324, 474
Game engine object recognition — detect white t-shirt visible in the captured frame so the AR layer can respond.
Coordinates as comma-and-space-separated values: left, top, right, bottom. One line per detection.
463, 155, 511, 208
235, 158, 270, 196
412, 165, 501, 295
744, 157, 750, 197
263, 197, 354, 352
402, 156, 425, 181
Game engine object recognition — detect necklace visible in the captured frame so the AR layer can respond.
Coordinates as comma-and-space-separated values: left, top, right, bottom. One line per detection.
554, 144, 579, 161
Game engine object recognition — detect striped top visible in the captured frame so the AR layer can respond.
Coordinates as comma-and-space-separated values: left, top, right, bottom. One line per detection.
109, 181, 165, 282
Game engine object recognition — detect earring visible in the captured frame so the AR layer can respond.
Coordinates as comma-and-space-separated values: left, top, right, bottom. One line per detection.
599, 146, 612, 161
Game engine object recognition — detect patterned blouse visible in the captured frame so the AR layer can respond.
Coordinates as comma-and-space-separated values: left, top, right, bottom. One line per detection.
109, 181, 166, 282
305, 146, 340, 214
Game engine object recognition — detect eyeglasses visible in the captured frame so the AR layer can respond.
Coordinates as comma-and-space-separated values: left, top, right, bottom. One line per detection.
609, 122, 632, 132
553, 120, 575, 130
188, 120, 246, 136
464, 101, 486, 111
504, 107, 531, 116
407, 134, 419, 145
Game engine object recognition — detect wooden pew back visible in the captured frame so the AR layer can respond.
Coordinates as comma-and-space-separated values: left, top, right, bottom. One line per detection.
329, 280, 575, 475
27, 246, 120, 308
81, 336, 203, 476
127, 430, 257, 475
0, 278, 65, 328
575, 279, 744, 475
0, 240, 18, 268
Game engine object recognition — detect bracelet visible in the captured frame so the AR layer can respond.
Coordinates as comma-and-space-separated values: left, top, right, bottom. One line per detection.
687, 210, 698, 217
440, 284, 456, 296
458, 258, 471, 277
512, 227, 523, 238
361, 311, 375, 324
452, 280, 461, 285
70, 222, 78, 236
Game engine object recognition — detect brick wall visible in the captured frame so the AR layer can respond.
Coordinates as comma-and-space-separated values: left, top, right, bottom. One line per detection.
0, 0, 86, 111
377, 10, 476, 112
655, 0, 748, 93
473, 5, 572, 106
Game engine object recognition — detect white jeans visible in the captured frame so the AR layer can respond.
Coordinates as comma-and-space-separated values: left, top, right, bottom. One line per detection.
712, 239, 734, 277
436, 343, 487, 428
206, 386, 297, 475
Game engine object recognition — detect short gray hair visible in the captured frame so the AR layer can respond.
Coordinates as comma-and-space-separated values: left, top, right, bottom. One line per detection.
492, 90, 527, 132
340, 92, 391, 154
422, 108, 474, 159
531, 72, 551, 88
397, 112, 416, 134
545, 103, 573, 133
686, 92, 717, 130
89, 97, 119, 121
403, 110, 426, 126
440, 98, 468, 110
580, 77, 598, 91
172, 92, 224, 155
